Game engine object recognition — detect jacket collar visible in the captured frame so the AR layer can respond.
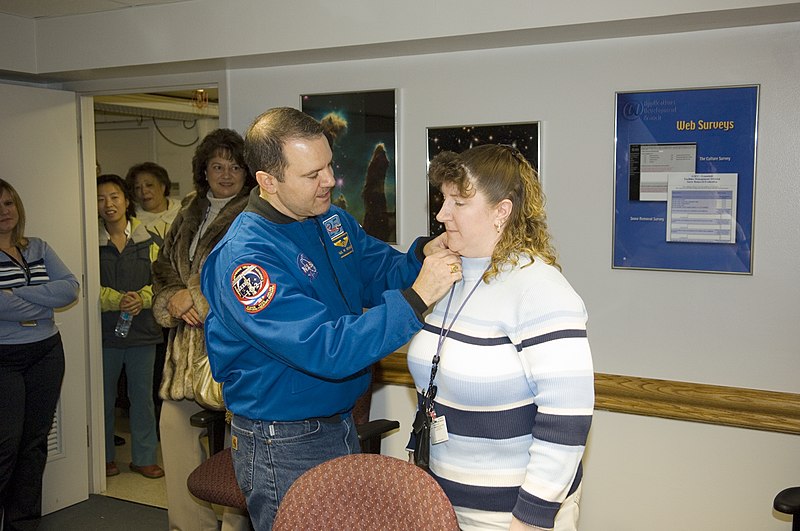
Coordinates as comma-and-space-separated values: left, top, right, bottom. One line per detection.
244, 186, 297, 224
99, 217, 151, 246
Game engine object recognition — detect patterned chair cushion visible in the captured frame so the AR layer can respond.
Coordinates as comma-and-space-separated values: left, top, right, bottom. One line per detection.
273, 453, 459, 531
186, 448, 247, 510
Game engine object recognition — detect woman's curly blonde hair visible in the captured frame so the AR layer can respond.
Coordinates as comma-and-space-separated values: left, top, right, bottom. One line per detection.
427, 144, 559, 282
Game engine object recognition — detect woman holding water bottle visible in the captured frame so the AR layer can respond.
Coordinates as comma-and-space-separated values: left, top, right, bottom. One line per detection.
97, 174, 163, 479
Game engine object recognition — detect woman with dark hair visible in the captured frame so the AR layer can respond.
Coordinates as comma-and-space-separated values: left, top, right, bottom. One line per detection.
407, 144, 594, 531
152, 129, 255, 531
126, 161, 180, 432
97, 174, 163, 479
125, 162, 181, 246
0, 179, 79, 531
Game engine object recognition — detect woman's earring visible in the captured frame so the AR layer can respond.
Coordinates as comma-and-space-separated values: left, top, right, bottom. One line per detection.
495, 221, 502, 233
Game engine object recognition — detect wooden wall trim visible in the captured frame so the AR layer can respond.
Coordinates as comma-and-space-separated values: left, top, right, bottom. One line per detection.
376, 352, 800, 435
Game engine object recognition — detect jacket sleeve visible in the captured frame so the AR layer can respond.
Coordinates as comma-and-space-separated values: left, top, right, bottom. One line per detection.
152, 210, 185, 328
202, 242, 425, 382
152, 208, 212, 328
137, 284, 154, 310
350, 223, 425, 308
133, 241, 158, 310
100, 286, 123, 312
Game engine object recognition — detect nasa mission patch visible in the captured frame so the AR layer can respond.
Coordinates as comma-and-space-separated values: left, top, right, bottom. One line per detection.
231, 263, 276, 314
297, 253, 318, 281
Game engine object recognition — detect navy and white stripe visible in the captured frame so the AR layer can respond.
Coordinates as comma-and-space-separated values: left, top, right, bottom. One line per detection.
0, 256, 50, 288
0, 238, 79, 345
407, 255, 593, 530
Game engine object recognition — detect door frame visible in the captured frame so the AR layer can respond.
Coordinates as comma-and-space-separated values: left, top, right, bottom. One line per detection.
77, 82, 222, 497
79, 94, 108, 493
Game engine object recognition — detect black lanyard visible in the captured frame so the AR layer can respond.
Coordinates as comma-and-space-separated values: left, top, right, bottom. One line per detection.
2, 246, 31, 285
422, 269, 487, 414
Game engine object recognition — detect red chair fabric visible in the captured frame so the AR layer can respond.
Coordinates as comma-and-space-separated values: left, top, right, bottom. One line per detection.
186, 448, 247, 510
272, 453, 460, 531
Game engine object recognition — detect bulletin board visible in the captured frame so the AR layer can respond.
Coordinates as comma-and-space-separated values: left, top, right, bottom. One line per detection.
613, 85, 759, 274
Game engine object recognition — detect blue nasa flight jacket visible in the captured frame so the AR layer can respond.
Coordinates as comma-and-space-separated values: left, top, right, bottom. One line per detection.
201, 188, 428, 422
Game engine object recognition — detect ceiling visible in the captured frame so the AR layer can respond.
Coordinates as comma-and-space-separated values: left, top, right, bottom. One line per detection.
0, 0, 189, 19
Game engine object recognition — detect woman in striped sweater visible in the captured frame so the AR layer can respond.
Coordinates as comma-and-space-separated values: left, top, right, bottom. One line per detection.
0, 179, 79, 530
407, 144, 594, 531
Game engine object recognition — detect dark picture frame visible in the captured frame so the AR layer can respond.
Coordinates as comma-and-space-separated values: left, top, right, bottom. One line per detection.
301, 89, 398, 243
426, 122, 540, 236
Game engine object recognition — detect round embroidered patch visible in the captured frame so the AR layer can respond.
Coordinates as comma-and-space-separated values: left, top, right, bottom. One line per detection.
231, 263, 276, 314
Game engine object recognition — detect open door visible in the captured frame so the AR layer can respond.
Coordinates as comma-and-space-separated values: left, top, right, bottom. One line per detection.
0, 82, 91, 513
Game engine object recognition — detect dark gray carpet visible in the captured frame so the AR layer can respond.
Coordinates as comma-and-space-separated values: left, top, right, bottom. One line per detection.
38, 494, 167, 530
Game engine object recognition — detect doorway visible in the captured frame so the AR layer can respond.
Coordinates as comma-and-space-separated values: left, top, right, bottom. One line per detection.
92, 87, 219, 508
94, 88, 220, 197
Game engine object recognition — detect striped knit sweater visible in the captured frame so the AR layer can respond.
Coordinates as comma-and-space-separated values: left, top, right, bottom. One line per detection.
0, 237, 79, 345
407, 255, 594, 530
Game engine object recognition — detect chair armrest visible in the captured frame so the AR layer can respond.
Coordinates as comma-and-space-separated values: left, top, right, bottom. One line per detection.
190, 408, 227, 428
190, 408, 227, 455
774, 486, 800, 515
357, 419, 400, 454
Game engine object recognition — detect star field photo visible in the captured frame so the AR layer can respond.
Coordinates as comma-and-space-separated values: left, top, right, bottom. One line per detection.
302, 90, 398, 243
426, 122, 539, 236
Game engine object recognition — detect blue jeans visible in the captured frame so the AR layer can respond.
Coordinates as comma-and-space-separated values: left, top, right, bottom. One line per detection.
230, 413, 360, 530
102, 345, 158, 465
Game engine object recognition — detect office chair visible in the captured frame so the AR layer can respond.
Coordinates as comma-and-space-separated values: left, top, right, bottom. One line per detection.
775, 486, 800, 530
186, 373, 400, 513
272, 453, 459, 531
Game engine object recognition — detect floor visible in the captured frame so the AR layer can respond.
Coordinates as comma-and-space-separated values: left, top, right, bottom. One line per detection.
39, 494, 167, 530
103, 408, 168, 509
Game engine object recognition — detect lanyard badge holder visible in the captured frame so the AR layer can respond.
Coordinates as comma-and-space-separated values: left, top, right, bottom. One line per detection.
413, 270, 486, 468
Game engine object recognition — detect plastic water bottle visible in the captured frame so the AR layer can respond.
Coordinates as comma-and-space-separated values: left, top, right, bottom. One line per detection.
114, 311, 133, 338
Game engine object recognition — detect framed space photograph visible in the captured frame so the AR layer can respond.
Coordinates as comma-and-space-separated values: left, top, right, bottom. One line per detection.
301, 89, 398, 243
426, 122, 540, 236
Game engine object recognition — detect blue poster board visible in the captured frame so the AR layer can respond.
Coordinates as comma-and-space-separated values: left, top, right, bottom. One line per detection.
613, 86, 758, 273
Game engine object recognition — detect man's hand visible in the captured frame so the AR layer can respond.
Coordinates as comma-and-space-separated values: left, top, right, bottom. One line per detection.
411, 249, 462, 306
422, 232, 449, 257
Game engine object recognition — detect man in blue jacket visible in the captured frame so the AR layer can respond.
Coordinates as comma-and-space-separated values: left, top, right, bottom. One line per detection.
201, 106, 459, 529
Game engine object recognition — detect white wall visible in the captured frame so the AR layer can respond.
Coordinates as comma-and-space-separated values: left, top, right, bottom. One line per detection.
221, 22, 800, 530
227, 22, 800, 390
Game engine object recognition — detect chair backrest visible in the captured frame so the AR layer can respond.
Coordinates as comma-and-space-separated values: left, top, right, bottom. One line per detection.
352, 364, 376, 425
186, 447, 247, 511
273, 453, 460, 531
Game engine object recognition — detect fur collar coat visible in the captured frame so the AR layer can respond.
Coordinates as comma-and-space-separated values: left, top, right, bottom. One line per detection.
152, 188, 250, 402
